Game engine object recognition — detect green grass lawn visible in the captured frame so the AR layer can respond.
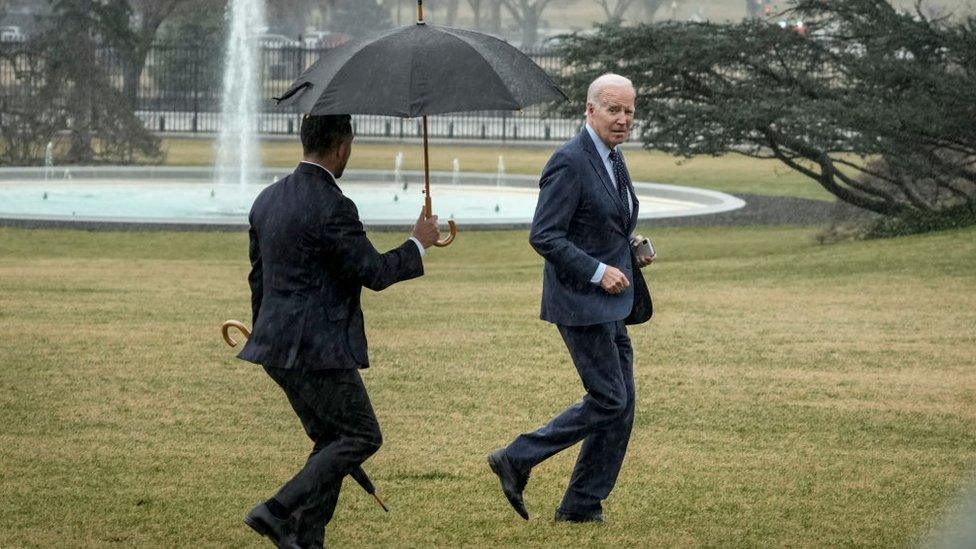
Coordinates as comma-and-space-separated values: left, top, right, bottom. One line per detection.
1, 223, 974, 547
161, 137, 836, 201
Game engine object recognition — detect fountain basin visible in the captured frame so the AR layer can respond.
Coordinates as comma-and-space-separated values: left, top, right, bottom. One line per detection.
0, 167, 745, 230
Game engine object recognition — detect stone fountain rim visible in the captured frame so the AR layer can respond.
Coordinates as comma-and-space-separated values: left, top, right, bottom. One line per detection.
0, 166, 745, 231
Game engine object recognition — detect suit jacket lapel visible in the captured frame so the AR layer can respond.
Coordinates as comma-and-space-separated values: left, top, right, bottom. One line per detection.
578, 130, 629, 221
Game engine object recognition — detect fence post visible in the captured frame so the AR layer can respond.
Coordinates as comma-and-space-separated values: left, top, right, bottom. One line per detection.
192, 47, 200, 133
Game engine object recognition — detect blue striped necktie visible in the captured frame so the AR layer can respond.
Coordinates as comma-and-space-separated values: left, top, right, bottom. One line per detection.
608, 149, 633, 226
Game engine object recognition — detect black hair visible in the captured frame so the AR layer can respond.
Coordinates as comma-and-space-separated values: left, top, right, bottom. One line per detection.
300, 114, 353, 156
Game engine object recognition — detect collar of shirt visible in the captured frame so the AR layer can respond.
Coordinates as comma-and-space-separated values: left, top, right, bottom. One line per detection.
300, 160, 337, 183
585, 123, 618, 187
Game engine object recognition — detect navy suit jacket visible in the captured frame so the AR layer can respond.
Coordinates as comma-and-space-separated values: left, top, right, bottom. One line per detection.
530, 129, 652, 327
238, 163, 424, 371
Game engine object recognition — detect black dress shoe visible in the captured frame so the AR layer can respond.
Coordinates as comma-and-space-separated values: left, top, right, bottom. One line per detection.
554, 509, 605, 523
487, 449, 530, 520
244, 502, 302, 549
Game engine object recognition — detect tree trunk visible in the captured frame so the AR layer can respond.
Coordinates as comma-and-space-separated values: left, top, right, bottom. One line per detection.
488, 0, 501, 33
467, 0, 482, 28
614, 0, 634, 21
68, 1, 95, 163
446, 0, 460, 25
599, 0, 636, 22
122, 41, 151, 112
642, 0, 667, 22
520, 7, 539, 48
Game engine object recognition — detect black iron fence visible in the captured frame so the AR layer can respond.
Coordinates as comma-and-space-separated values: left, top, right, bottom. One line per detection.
1, 42, 582, 142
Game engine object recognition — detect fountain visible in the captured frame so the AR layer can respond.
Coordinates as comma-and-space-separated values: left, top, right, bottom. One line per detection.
44, 142, 53, 181
394, 151, 405, 190
0, 0, 746, 230
215, 0, 266, 190
0, 167, 745, 227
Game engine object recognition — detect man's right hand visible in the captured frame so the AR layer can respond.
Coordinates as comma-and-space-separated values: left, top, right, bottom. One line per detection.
412, 207, 441, 249
600, 266, 630, 294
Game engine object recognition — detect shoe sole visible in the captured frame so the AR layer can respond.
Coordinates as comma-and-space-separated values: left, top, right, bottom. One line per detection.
244, 516, 279, 545
244, 517, 274, 541
487, 454, 529, 521
555, 514, 605, 524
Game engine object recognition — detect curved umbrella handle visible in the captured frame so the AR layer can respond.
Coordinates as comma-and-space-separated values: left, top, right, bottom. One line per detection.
221, 320, 251, 347
434, 219, 457, 247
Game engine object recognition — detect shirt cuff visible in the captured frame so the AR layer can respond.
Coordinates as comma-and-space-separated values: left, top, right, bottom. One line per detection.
409, 236, 426, 257
590, 262, 607, 284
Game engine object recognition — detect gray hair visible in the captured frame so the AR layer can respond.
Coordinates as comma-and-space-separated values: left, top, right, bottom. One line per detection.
586, 73, 635, 106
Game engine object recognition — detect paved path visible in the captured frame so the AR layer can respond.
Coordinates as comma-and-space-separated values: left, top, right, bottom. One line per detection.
651, 193, 871, 228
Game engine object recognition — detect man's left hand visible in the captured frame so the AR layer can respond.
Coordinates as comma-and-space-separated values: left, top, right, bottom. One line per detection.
631, 235, 656, 269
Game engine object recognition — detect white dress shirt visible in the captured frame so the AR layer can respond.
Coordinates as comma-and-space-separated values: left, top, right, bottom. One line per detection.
300, 161, 425, 257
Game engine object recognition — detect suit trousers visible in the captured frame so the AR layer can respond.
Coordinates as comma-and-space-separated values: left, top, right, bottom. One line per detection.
505, 320, 635, 514
263, 366, 382, 546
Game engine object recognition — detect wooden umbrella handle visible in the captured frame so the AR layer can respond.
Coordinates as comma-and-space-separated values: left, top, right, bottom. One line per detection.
434, 219, 457, 247
221, 320, 251, 347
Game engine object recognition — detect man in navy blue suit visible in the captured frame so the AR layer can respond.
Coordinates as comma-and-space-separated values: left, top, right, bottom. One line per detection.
238, 114, 440, 548
488, 74, 655, 524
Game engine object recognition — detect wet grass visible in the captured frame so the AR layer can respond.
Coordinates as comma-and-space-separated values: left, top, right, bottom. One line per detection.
1, 224, 974, 547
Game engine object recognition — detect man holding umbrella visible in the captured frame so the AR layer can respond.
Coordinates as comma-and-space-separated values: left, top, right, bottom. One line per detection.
238, 114, 440, 548
488, 73, 655, 524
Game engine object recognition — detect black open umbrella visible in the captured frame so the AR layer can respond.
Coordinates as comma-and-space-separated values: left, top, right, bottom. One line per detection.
275, 0, 567, 247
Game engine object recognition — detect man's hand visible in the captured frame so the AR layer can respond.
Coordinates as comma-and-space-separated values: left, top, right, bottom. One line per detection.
631, 235, 656, 269
412, 207, 440, 248
600, 266, 630, 294
636, 253, 656, 268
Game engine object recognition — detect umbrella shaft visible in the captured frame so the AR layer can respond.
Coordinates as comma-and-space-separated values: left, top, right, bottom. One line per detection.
423, 114, 432, 218
417, 1, 424, 23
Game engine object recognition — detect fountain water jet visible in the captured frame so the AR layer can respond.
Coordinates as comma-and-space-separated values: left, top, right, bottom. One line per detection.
394, 151, 405, 190
215, 0, 266, 190
44, 142, 53, 182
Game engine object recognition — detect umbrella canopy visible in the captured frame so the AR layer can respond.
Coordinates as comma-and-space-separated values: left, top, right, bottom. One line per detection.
275, 23, 567, 117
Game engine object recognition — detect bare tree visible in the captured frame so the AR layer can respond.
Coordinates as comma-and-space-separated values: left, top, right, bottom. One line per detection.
266, 0, 321, 35
466, 0, 482, 28
487, 0, 501, 33
499, 0, 559, 47
122, 0, 198, 109
638, 0, 674, 22
443, 0, 460, 25
595, 0, 638, 22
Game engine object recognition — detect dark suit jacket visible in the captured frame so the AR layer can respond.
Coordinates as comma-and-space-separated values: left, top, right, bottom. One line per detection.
238, 162, 424, 371
530, 129, 652, 327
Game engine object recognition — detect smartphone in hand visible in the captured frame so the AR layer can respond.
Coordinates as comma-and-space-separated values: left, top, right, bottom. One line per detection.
632, 235, 655, 259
